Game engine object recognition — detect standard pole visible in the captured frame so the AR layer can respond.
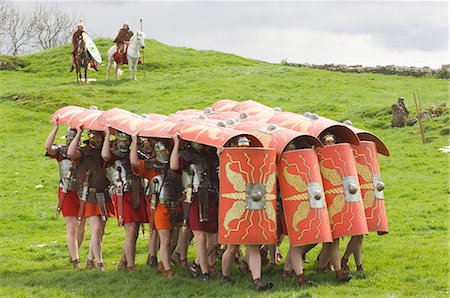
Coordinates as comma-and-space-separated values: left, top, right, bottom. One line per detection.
413, 92, 426, 144
140, 18, 146, 79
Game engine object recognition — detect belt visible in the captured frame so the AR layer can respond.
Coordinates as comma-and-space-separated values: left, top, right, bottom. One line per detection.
89, 187, 107, 193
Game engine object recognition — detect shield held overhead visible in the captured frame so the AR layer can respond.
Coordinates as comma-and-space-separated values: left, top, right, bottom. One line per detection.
278, 149, 333, 246
219, 147, 278, 245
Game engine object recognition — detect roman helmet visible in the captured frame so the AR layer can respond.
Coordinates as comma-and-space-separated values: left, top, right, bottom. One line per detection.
77, 18, 84, 29
64, 127, 77, 146
237, 136, 250, 147
154, 140, 170, 163
116, 131, 131, 153
87, 130, 104, 150
322, 133, 336, 146
191, 141, 205, 152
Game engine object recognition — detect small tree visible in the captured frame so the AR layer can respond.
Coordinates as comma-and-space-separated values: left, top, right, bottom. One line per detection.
2, 5, 33, 55
30, 4, 75, 51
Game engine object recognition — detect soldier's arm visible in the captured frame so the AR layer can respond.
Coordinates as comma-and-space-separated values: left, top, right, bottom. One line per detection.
170, 133, 181, 171
45, 119, 59, 155
67, 127, 82, 160
101, 126, 112, 162
130, 134, 139, 169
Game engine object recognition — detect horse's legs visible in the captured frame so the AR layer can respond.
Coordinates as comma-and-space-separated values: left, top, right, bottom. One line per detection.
129, 60, 133, 80
106, 59, 110, 80
115, 63, 120, 80
84, 66, 87, 83
134, 60, 138, 80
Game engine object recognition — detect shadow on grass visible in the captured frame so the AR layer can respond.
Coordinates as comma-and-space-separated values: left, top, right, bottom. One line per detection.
0, 262, 358, 297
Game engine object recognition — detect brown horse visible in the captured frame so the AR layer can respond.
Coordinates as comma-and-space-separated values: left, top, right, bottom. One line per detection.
75, 38, 89, 82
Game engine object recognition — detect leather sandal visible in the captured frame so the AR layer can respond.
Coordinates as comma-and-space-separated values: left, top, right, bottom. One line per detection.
296, 273, 314, 286
253, 278, 273, 291
69, 258, 80, 269
117, 259, 127, 271
188, 261, 201, 278
85, 259, 95, 270
341, 257, 349, 272
281, 270, 291, 279
201, 272, 210, 281
335, 270, 352, 283
157, 261, 165, 273
171, 251, 180, 265
221, 275, 232, 284
147, 255, 158, 268
239, 260, 250, 273
97, 262, 105, 272
179, 258, 188, 268
164, 269, 174, 279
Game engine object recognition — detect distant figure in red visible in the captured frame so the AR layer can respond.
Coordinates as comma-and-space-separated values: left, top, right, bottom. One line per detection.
70, 18, 98, 72
113, 22, 134, 64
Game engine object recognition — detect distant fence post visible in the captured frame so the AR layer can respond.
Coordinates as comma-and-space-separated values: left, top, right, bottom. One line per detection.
140, 18, 146, 79
413, 92, 426, 144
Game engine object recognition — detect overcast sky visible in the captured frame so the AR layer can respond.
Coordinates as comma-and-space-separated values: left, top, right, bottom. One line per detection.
15, 0, 449, 68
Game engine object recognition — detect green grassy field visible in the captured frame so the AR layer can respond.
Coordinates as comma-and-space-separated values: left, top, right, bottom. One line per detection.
0, 38, 448, 297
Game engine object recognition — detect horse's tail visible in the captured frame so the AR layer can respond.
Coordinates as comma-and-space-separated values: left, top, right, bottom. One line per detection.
111, 61, 124, 76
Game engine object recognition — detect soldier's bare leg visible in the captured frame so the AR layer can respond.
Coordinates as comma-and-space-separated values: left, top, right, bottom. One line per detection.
89, 216, 106, 270
124, 222, 139, 271
169, 226, 179, 256
65, 216, 79, 267
147, 228, 159, 267
247, 245, 262, 279
175, 228, 191, 267
77, 217, 86, 248
248, 244, 273, 291
206, 232, 218, 271
268, 244, 277, 265
192, 230, 208, 274
283, 247, 292, 273
289, 246, 313, 286
158, 229, 172, 270
222, 244, 239, 278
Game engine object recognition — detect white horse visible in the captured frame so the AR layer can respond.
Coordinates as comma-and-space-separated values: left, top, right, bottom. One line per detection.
106, 31, 145, 80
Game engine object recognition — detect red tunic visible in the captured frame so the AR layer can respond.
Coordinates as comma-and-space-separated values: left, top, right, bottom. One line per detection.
46, 150, 80, 217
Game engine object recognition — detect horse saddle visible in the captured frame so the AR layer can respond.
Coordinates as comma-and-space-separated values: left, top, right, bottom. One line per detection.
113, 51, 142, 65
114, 51, 129, 64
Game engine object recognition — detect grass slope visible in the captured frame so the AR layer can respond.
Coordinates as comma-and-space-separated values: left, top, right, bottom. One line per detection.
0, 39, 448, 297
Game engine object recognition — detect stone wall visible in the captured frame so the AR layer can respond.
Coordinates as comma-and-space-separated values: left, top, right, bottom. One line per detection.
285, 62, 450, 78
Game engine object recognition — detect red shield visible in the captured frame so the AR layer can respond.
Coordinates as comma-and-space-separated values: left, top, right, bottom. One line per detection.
170, 120, 262, 149
219, 148, 277, 244
210, 99, 239, 112
51, 106, 86, 126
144, 113, 167, 121
230, 121, 322, 159
352, 141, 388, 235
347, 125, 390, 156
269, 112, 360, 145
230, 100, 275, 122
67, 109, 103, 131
316, 144, 368, 238
98, 108, 144, 135
137, 119, 178, 139
278, 149, 333, 246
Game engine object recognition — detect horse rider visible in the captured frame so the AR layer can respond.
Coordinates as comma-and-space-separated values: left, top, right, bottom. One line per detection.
113, 22, 134, 64
70, 18, 98, 72
70, 19, 85, 72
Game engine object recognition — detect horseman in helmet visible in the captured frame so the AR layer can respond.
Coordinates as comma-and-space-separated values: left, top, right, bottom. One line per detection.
70, 18, 98, 72
113, 22, 134, 64
70, 19, 85, 72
